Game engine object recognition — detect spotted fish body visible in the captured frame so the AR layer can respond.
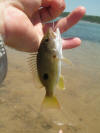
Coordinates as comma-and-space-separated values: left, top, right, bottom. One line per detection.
0, 35, 8, 84
37, 28, 62, 97
29, 28, 66, 108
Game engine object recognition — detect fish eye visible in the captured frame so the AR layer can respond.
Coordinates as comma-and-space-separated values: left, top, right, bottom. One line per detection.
43, 73, 49, 80
45, 38, 49, 42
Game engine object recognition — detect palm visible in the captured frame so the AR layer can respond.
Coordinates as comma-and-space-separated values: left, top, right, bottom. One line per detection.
4, 6, 85, 52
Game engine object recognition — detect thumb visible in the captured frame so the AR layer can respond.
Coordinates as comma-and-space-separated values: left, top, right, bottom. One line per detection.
3, 6, 40, 52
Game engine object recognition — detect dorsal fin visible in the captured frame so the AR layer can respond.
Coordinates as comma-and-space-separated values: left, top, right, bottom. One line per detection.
27, 52, 43, 89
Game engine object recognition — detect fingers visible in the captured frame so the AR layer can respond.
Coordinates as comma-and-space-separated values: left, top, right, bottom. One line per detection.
19, 0, 41, 17
62, 37, 81, 49
43, 7, 84, 50
55, 6, 86, 33
39, 0, 65, 22
44, 6, 86, 33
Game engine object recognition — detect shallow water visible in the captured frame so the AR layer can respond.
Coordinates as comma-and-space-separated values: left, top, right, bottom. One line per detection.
0, 39, 100, 133
62, 20, 100, 43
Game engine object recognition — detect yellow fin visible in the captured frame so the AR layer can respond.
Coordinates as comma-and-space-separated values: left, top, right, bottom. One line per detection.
42, 96, 60, 109
62, 57, 72, 65
58, 75, 65, 90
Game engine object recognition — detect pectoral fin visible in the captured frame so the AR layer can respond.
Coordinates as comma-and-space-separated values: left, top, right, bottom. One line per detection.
57, 75, 65, 90
62, 57, 72, 65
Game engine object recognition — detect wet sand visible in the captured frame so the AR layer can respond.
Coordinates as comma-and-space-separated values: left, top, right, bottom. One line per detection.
0, 41, 100, 133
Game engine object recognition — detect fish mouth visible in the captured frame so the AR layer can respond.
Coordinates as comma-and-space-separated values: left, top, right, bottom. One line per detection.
48, 28, 56, 39
48, 28, 61, 39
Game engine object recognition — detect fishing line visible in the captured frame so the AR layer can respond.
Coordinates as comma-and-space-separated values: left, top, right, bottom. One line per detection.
52, 21, 55, 31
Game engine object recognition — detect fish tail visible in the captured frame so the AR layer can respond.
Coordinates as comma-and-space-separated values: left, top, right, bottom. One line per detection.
42, 96, 60, 109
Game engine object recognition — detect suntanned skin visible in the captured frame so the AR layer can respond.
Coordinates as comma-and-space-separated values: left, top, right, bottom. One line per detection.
0, 0, 86, 52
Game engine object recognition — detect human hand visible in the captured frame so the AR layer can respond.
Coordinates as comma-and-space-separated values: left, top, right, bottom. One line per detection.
0, 0, 85, 52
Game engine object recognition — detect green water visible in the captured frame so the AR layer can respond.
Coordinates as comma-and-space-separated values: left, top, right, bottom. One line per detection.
0, 21, 100, 133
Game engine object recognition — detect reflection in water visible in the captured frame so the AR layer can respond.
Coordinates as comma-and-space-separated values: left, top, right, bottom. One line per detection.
0, 40, 100, 133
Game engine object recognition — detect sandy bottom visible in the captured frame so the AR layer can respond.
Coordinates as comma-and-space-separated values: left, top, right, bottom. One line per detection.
0, 40, 100, 133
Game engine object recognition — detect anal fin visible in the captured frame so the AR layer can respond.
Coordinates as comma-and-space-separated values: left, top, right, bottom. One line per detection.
57, 75, 65, 90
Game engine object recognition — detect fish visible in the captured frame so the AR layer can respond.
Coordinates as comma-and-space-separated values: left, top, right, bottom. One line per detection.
28, 28, 71, 109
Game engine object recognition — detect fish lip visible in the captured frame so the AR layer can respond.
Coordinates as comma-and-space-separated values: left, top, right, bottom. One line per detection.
48, 28, 56, 39
48, 28, 61, 40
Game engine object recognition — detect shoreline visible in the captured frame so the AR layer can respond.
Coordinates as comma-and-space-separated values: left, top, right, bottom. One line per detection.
60, 12, 100, 24
81, 19, 100, 24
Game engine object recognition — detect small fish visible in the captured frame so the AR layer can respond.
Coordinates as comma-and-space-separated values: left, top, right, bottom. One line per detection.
29, 28, 71, 109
